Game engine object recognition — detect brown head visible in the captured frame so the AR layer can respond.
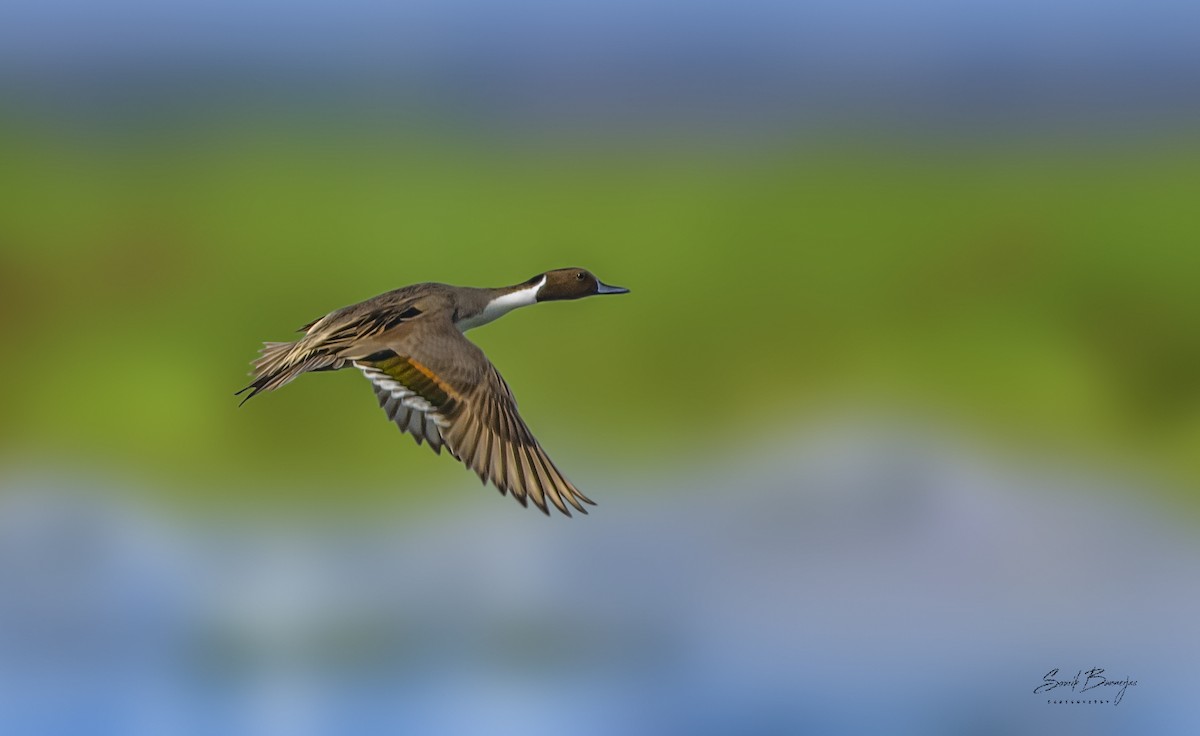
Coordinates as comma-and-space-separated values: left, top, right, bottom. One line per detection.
533, 268, 630, 302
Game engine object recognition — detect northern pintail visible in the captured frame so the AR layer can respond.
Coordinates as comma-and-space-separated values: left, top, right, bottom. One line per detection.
238, 268, 629, 516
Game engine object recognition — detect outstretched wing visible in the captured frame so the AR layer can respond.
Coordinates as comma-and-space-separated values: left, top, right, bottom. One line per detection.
354, 322, 595, 516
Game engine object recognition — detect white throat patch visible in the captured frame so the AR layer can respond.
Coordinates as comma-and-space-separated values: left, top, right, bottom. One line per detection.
455, 276, 545, 331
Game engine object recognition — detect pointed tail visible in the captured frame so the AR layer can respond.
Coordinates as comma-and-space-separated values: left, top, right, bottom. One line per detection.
236, 339, 345, 405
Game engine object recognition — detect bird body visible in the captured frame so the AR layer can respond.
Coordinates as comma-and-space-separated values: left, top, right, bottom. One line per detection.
238, 268, 629, 516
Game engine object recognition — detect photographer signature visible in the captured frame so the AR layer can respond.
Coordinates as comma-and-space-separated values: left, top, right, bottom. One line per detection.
1035, 668, 1138, 705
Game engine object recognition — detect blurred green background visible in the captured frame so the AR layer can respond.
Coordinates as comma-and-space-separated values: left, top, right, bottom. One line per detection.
2, 126, 1198, 512
5, 3, 1200, 734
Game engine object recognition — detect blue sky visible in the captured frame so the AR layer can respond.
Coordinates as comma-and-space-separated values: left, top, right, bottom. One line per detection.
3, 0, 1198, 132
4, 0, 1197, 73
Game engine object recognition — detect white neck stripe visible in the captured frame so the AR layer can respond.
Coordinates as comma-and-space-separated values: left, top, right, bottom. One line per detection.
456, 276, 545, 331
487, 275, 544, 313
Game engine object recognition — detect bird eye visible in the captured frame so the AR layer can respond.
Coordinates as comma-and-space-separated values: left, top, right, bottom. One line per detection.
576, 272, 586, 281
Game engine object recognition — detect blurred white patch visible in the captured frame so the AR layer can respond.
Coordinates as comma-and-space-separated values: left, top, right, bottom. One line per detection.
0, 422, 1195, 735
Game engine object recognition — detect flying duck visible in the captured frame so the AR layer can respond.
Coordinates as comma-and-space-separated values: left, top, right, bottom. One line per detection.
237, 268, 630, 516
